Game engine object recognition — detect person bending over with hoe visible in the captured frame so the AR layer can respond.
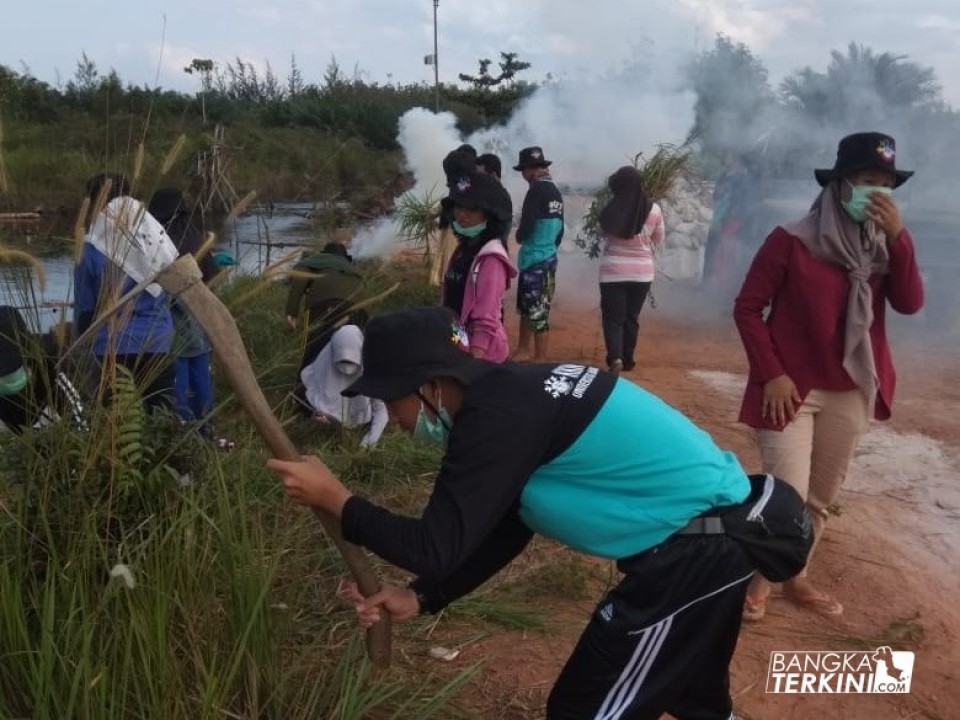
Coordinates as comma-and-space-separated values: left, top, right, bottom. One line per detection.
268, 306, 812, 720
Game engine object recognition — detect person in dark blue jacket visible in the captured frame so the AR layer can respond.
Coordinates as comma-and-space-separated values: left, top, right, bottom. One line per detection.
266, 306, 810, 720
148, 188, 223, 437
74, 174, 175, 412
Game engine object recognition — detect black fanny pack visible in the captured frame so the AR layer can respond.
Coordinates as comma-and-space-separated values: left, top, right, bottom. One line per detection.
718, 473, 814, 582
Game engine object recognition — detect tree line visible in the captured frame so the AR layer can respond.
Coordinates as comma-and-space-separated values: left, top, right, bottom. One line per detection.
0, 52, 536, 152
1, 37, 957, 210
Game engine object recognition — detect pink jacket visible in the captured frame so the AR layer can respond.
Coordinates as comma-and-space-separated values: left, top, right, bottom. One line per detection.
442, 239, 517, 362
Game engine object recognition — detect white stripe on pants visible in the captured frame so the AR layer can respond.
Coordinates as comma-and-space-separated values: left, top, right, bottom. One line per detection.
593, 617, 673, 720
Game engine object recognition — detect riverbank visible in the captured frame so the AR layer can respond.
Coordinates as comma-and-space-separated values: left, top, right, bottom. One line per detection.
1, 117, 404, 214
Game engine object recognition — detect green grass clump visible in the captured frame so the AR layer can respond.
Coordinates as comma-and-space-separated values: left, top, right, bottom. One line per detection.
0, 260, 472, 719
394, 186, 444, 266
574, 143, 691, 259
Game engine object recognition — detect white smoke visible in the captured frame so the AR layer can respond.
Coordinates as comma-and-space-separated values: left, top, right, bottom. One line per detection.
352, 51, 696, 260
351, 108, 462, 259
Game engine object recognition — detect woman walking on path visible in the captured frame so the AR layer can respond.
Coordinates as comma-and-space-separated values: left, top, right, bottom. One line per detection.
597, 166, 665, 376
734, 132, 924, 621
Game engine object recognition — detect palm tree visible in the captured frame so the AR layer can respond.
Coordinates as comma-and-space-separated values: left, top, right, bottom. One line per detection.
781, 43, 941, 126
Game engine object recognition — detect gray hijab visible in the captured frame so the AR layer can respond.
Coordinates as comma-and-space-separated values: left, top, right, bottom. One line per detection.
782, 181, 889, 415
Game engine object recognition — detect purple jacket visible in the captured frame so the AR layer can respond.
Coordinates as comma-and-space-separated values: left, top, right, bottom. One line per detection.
442, 239, 517, 362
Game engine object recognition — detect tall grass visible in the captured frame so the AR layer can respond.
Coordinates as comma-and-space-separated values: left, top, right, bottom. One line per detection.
0, 237, 478, 719
0, 420, 475, 718
0, 121, 541, 716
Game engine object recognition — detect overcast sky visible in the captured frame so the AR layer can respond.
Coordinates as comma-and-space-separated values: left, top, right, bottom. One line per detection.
5, 0, 960, 106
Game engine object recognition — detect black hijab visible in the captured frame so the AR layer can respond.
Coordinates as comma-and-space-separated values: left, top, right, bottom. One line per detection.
599, 166, 653, 238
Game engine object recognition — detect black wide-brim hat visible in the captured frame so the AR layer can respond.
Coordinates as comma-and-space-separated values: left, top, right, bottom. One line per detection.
814, 131, 913, 188
440, 171, 513, 225
343, 306, 488, 401
513, 146, 552, 171
442, 146, 479, 186
322, 242, 352, 261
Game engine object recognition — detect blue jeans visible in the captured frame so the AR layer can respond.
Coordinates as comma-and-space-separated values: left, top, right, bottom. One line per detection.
174, 352, 214, 423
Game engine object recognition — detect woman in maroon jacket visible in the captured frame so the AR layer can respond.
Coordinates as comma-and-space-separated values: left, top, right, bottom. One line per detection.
734, 132, 924, 621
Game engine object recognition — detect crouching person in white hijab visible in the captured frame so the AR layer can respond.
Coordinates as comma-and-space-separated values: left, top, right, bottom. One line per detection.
299, 325, 388, 448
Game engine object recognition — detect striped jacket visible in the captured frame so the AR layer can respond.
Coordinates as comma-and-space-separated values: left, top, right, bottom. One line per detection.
598, 203, 665, 284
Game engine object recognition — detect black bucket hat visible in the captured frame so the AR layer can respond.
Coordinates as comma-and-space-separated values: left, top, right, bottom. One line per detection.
440, 171, 512, 225
513, 146, 552, 171
442, 146, 479, 187
343, 306, 486, 401
814, 132, 913, 188
476, 153, 502, 179
322, 242, 352, 261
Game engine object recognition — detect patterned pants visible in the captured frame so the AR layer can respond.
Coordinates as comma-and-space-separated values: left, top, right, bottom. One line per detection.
517, 255, 558, 332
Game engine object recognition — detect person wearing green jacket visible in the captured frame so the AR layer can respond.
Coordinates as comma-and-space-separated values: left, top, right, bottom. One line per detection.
286, 242, 367, 379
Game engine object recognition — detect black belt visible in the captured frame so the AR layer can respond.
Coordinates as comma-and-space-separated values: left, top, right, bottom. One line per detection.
676, 516, 725, 535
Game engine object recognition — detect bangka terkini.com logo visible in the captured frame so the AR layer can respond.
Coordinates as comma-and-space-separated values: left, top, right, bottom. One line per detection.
767, 647, 914, 694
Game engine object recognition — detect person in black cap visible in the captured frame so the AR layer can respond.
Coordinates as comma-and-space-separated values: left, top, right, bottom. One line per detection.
285, 242, 369, 418
438, 145, 480, 231
285, 241, 367, 370
474, 152, 514, 247
438, 171, 516, 362
0, 306, 85, 434
512, 146, 564, 362
475, 153, 502, 180
267, 305, 813, 720
735, 131, 924, 622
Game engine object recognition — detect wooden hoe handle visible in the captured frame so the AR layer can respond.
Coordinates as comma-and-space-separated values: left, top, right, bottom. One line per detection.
156, 255, 391, 668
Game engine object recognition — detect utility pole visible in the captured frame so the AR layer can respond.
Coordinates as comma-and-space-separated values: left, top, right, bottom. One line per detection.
433, 0, 440, 112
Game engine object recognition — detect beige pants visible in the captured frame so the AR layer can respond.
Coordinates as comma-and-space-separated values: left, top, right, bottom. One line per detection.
756, 388, 870, 577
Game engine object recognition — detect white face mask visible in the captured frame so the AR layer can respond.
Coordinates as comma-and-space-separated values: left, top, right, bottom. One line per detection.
337, 362, 360, 377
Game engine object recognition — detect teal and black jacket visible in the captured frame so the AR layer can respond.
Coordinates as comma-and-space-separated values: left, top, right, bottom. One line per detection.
342, 362, 750, 613
516, 178, 564, 270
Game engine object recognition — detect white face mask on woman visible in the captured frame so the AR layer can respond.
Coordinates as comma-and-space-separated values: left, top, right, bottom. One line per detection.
842, 181, 892, 224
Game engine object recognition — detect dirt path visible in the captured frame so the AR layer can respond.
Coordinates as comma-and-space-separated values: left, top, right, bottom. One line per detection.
439, 269, 959, 719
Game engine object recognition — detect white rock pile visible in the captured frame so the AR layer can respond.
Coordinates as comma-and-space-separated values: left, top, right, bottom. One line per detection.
658, 176, 715, 280
558, 176, 716, 281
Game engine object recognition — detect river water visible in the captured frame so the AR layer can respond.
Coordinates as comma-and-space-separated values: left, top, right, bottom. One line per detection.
0, 203, 318, 332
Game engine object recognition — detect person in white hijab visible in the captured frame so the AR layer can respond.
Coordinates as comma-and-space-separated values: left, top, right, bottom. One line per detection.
299, 325, 387, 448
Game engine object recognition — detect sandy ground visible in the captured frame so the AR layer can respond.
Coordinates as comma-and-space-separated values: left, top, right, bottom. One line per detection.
421, 252, 959, 720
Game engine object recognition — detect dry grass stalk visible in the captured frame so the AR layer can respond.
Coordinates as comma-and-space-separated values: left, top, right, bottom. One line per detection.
90, 177, 113, 225
73, 197, 92, 262
133, 142, 145, 182
225, 190, 257, 225
161, 134, 186, 176
0, 120, 8, 193
0, 245, 46, 291
195, 230, 218, 261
